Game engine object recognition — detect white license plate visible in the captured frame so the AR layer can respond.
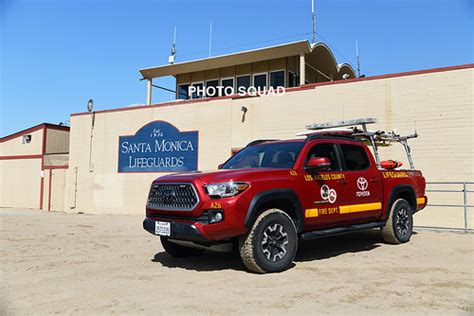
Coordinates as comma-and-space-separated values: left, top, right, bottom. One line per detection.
155, 221, 171, 236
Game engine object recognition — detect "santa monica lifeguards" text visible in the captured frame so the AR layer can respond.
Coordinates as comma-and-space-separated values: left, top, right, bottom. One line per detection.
121, 139, 195, 168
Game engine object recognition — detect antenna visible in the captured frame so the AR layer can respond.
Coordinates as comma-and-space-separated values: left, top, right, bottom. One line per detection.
311, 0, 316, 43
209, 22, 212, 57
355, 40, 361, 78
168, 26, 177, 64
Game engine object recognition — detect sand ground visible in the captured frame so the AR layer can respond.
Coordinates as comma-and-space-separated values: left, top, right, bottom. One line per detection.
1, 208, 473, 315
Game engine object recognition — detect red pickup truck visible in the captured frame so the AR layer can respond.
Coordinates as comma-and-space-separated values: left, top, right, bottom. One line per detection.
143, 118, 427, 273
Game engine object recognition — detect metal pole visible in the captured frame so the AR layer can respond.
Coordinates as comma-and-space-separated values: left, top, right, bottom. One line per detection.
311, 0, 316, 44
369, 137, 381, 168
71, 167, 78, 209
305, 62, 330, 80
363, 122, 381, 168
152, 84, 176, 94
209, 22, 212, 57
463, 182, 468, 233
356, 40, 361, 78
402, 140, 415, 169
88, 112, 95, 172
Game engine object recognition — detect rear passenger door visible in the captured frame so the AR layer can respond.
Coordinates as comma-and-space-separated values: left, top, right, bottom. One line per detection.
336, 142, 383, 224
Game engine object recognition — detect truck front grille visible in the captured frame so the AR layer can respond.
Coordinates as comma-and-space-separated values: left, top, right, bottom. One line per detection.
147, 183, 199, 211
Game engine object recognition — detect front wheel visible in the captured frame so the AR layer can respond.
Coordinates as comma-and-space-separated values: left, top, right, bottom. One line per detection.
239, 209, 298, 273
381, 198, 413, 244
160, 237, 205, 257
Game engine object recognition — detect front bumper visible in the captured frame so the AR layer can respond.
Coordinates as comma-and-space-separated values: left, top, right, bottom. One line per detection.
143, 218, 209, 242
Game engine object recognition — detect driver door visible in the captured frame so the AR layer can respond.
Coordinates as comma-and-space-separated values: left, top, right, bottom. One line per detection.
299, 142, 350, 229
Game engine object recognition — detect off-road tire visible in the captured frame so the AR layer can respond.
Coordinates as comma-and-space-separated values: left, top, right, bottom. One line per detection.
381, 198, 413, 244
239, 209, 297, 273
160, 237, 205, 257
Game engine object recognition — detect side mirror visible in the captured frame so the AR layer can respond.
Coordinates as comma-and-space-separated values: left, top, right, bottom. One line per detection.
305, 157, 331, 172
218, 163, 224, 169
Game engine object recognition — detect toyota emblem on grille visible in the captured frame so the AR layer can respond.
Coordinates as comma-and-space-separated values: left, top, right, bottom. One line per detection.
162, 188, 176, 203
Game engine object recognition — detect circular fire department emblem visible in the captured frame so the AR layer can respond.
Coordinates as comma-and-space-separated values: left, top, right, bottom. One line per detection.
321, 184, 337, 204
357, 177, 369, 191
328, 189, 337, 204
320, 185, 330, 200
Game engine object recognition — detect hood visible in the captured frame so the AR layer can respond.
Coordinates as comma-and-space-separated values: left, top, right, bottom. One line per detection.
154, 168, 280, 184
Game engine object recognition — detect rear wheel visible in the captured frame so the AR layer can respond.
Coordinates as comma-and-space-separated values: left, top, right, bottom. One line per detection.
160, 237, 205, 257
381, 198, 413, 244
239, 209, 297, 273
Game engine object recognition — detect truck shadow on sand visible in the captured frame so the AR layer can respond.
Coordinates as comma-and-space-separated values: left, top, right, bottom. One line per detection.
152, 251, 247, 272
152, 229, 415, 272
295, 229, 383, 262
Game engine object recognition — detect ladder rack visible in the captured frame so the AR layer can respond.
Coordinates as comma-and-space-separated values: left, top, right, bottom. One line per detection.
305, 118, 377, 132
302, 118, 418, 170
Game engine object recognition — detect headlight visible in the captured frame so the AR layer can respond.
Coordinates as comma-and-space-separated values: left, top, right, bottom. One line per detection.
205, 182, 249, 198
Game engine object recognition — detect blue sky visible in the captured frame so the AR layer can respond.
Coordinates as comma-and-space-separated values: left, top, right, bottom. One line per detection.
1, 0, 472, 136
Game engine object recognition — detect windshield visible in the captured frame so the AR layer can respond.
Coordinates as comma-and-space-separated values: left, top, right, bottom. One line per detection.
222, 142, 304, 169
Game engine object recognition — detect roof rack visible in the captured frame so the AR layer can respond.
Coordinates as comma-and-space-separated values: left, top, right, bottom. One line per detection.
301, 118, 418, 170
305, 118, 377, 131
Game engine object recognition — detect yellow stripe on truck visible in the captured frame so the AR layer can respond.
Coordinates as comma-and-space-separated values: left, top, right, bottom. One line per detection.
417, 197, 426, 205
305, 208, 319, 218
339, 202, 382, 214
305, 202, 382, 218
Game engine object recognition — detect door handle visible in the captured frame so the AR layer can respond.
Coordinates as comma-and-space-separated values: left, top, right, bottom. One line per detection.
337, 179, 348, 185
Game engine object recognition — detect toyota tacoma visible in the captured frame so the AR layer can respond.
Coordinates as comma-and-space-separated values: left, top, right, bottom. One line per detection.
143, 118, 427, 273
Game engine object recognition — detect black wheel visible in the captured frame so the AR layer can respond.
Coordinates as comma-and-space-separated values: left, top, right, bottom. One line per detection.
239, 209, 297, 273
160, 237, 205, 257
381, 198, 413, 244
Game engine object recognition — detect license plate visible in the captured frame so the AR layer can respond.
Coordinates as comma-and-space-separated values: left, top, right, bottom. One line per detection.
155, 221, 171, 236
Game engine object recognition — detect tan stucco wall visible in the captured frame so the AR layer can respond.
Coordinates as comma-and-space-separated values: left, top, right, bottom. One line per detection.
0, 159, 42, 209
0, 129, 44, 209
0, 126, 70, 210
228, 68, 473, 181
45, 129, 70, 154
67, 99, 232, 215
67, 68, 473, 228
0, 129, 43, 156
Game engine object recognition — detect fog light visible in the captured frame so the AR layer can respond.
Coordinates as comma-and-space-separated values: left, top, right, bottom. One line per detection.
209, 210, 224, 224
